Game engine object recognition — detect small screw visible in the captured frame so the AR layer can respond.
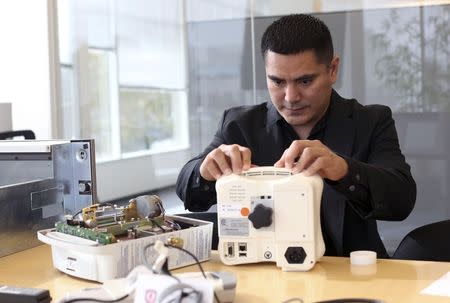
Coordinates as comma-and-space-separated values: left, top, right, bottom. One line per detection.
78, 149, 87, 160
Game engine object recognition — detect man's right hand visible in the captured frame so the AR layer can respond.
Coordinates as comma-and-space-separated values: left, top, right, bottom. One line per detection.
199, 144, 252, 181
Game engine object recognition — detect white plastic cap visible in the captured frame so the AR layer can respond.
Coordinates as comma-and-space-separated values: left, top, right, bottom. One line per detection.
350, 250, 377, 266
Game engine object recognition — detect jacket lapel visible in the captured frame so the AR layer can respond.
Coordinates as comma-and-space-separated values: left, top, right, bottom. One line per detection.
323, 91, 355, 157
322, 90, 355, 255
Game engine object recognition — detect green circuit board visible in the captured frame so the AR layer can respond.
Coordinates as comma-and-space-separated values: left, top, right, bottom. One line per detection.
55, 221, 116, 245
55, 195, 169, 245
55, 216, 167, 245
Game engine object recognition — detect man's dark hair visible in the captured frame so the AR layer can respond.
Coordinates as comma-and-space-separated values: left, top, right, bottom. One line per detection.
261, 14, 334, 64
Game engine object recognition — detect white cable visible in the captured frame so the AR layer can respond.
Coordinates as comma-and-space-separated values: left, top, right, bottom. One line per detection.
152, 240, 169, 274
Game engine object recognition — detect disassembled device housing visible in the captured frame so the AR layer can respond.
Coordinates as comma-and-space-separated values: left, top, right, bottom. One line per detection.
38, 194, 212, 282
0, 140, 96, 257
216, 166, 325, 271
38, 210, 213, 282
38, 192, 212, 282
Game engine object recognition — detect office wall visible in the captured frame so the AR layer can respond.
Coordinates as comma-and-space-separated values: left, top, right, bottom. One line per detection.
185, 3, 450, 254
0, 104, 12, 132
0, 1, 52, 139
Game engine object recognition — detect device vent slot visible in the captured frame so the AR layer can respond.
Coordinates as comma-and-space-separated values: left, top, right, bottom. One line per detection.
275, 171, 292, 176
246, 172, 262, 176
262, 171, 275, 175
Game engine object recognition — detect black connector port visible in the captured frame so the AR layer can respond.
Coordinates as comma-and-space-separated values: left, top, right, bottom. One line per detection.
238, 242, 247, 252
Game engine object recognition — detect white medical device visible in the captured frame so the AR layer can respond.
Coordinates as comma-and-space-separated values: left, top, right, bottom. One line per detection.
216, 166, 325, 271
57, 240, 236, 303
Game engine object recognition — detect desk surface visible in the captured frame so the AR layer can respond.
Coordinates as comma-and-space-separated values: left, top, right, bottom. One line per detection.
0, 245, 449, 303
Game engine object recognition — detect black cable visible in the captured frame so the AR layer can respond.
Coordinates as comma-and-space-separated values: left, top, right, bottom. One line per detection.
179, 289, 201, 302
164, 218, 182, 230
149, 218, 164, 230
62, 294, 129, 303
143, 242, 222, 303
164, 243, 221, 303
72, 209, 82, 219
164, 244, 208, 279
282, 298, 385, 303
159, 282, 203, 303
314, 299, 385, 303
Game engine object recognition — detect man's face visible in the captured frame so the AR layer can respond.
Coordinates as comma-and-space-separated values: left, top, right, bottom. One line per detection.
265, 50, 339, 130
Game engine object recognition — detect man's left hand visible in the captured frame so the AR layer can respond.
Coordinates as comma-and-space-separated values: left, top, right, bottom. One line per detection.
274, 140, 348, 181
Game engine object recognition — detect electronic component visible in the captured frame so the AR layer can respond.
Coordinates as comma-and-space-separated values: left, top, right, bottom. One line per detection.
216, 166, 325, 271
80, 194, 163, 227
56, 195, 171, 244
55, 221, 117, 245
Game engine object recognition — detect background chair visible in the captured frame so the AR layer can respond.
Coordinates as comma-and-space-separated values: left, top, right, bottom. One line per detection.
175, 212, 218, 250
392, 219, 450, 261
0, 130, 35, 140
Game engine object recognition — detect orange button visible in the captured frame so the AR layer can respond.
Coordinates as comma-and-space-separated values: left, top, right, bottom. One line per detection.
240, 207, 250, 217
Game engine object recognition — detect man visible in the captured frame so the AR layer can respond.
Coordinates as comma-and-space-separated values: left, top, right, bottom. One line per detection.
176, 14, 416, 257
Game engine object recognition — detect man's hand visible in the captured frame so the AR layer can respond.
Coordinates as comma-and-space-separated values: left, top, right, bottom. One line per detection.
274, 140, 348, 181
200, 144, 252, 181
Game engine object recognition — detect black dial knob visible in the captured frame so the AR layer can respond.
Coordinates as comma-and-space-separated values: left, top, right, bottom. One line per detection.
248, 204, 273, 229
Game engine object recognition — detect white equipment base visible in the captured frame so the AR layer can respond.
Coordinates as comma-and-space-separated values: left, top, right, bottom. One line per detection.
38, 215, 213, 282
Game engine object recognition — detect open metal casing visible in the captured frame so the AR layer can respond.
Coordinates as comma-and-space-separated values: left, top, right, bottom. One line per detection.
0, 140, 96, 257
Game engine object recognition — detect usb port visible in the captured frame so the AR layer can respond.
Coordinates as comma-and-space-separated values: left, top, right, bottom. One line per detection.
238, 242, 247, 252
226, 242, 234, 257
239, 252, 247, 257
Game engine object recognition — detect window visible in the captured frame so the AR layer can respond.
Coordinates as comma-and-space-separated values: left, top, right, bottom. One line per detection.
119, 88, 188, 155
83, 49, 116, 160
56, 0, 190, 200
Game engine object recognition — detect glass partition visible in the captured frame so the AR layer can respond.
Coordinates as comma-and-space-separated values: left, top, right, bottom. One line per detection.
185, 1, 450, 254
57, 0, 450, 252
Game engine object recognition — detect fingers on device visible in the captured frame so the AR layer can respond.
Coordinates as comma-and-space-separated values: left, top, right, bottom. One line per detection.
216, 167, 325, 271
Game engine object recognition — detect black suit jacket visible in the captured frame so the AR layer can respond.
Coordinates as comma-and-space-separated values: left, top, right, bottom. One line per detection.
176, 90, 416, 257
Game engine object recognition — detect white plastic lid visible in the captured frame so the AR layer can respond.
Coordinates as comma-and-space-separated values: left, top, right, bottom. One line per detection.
350, 250, 377, 265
